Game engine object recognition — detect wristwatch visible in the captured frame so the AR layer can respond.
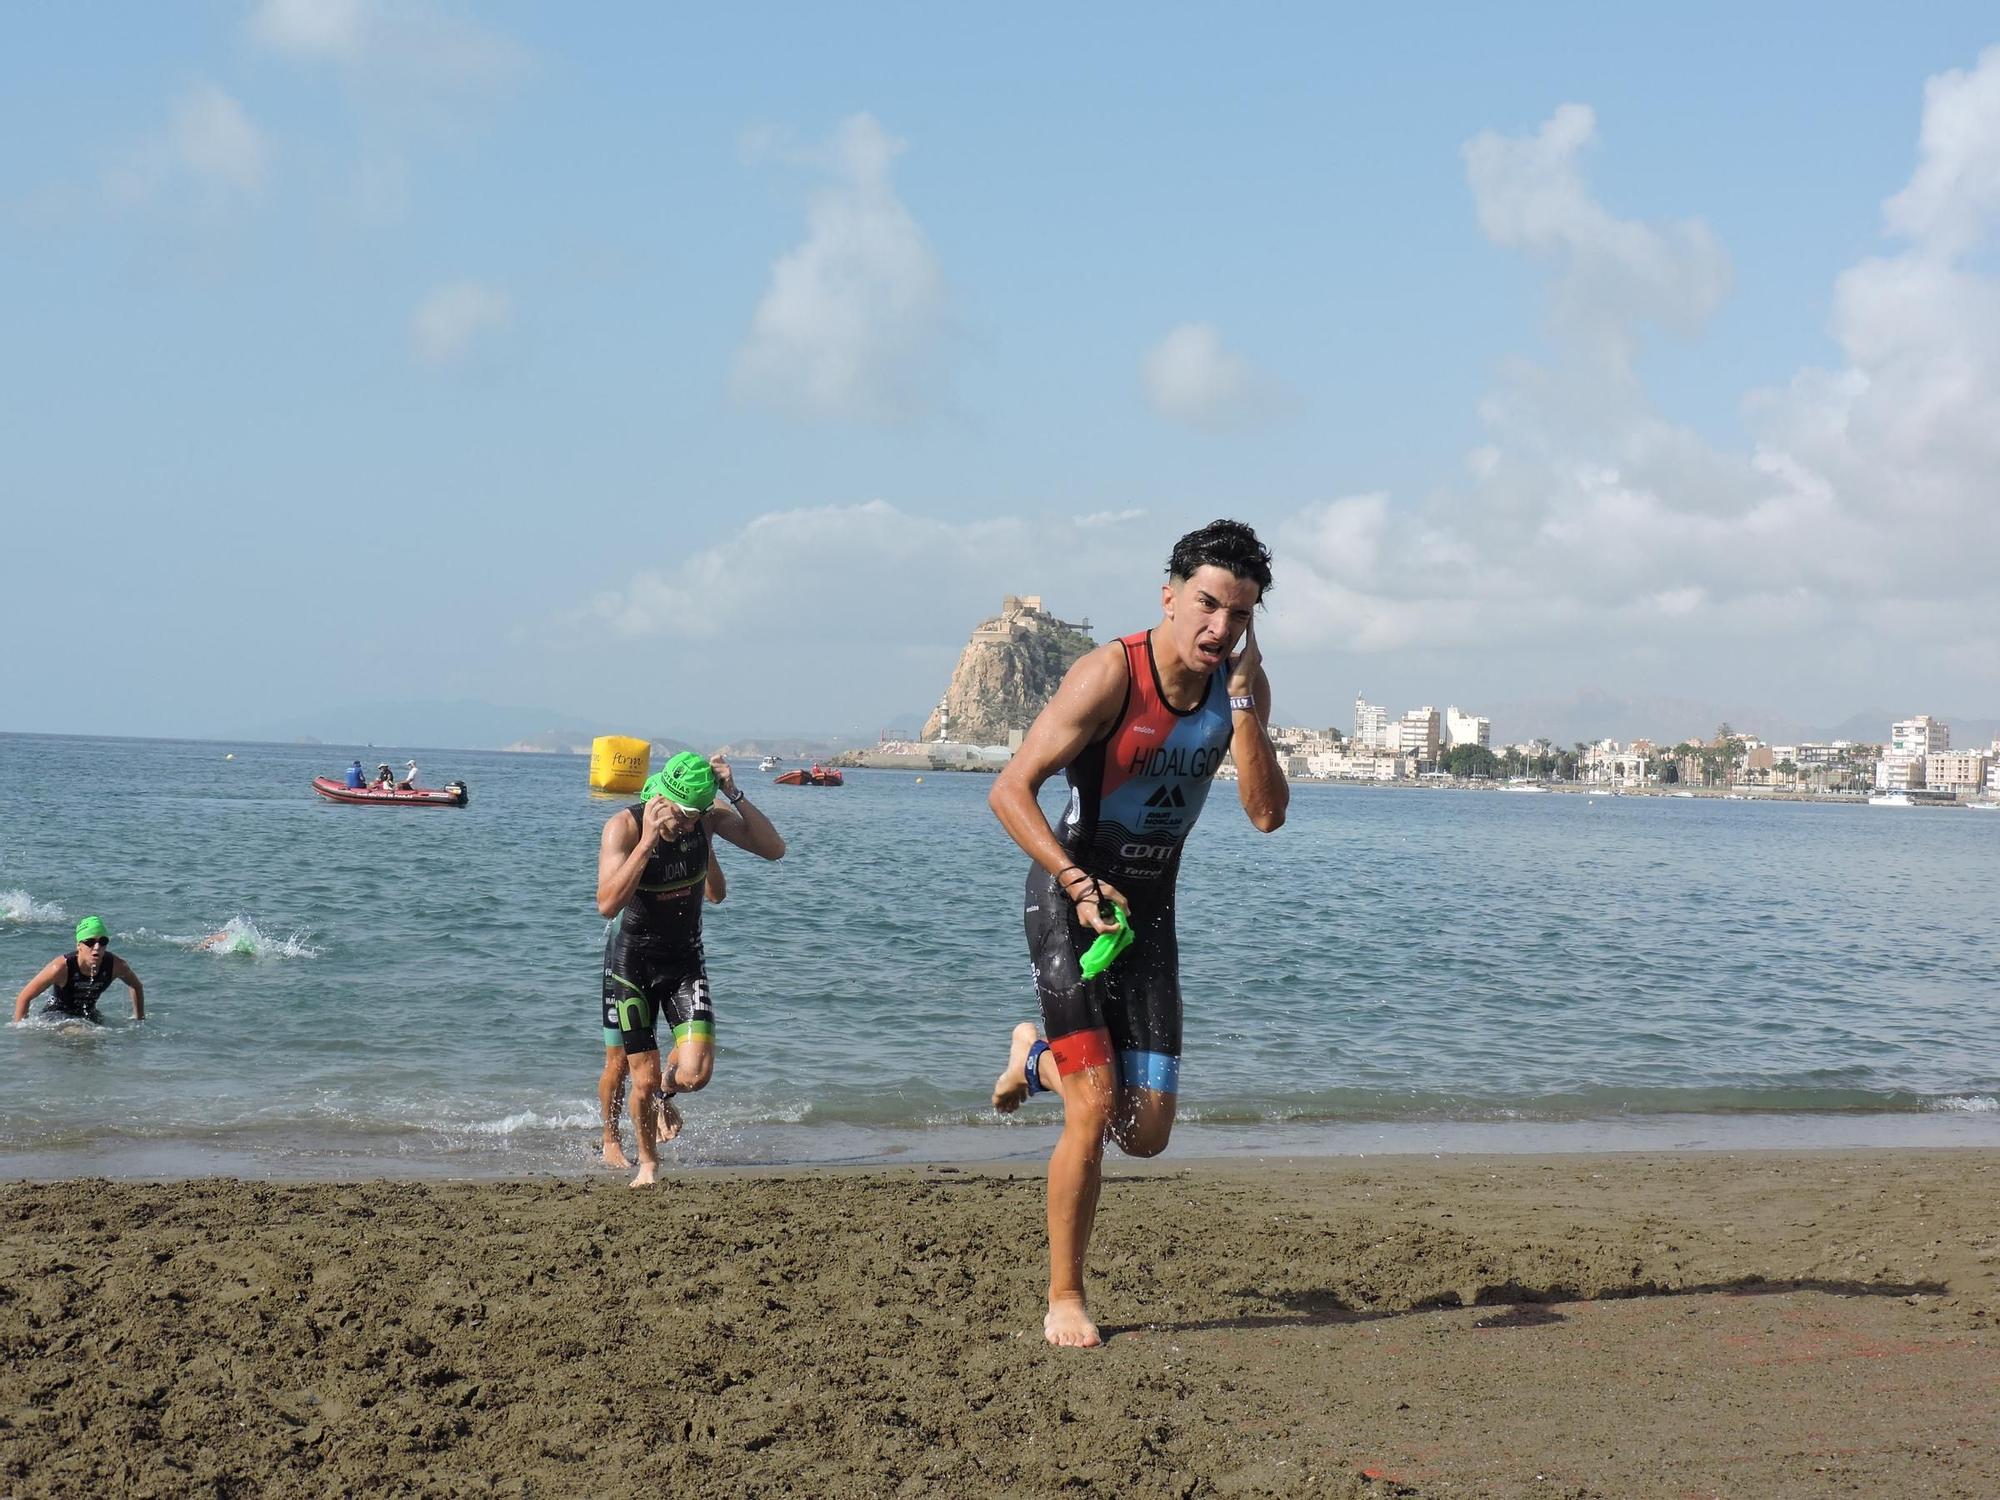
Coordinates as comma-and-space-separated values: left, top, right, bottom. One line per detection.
724, 787, 746, 806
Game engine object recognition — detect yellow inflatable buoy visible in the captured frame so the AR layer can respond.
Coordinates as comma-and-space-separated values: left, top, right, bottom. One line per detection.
914, 776, 923, 785
589, 735, 651, 795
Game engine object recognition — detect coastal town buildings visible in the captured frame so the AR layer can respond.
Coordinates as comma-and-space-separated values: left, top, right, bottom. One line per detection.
1925, 749, 1990, 794
1254, 699, 1969, 803
1393, 707, 1441, 764
1583, 739, 1650, 786
1877, 715, 1948, 790
1445, 707, 1491, 749
1352, 696, 1391, 751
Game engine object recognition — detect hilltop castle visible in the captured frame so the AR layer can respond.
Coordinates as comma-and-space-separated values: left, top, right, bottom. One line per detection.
922, 596, 1095, 745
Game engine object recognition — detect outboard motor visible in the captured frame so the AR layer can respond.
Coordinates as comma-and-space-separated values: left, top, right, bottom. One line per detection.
446, 780, 469, 806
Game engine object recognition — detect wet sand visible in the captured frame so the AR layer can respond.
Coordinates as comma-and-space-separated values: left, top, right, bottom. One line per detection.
2, 1149, 1996, 1498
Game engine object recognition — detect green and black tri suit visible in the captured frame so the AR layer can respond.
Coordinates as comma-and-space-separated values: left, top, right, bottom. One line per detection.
600, 806, 714, 1056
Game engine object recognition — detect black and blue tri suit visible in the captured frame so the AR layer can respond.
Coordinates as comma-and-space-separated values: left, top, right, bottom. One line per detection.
1024, 629, 1234, 1095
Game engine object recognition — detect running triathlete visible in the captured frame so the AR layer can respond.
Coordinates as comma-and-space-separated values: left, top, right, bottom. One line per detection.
598, 851, 726, 1170
595, 751, 785, 1188
988, 519, 1288, 1347
12, 916, 146, 1024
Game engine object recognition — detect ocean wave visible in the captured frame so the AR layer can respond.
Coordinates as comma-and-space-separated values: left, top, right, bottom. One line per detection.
1928, 1095, 1998, 1114
1, 889, 67, 925
460, 1107, 599, 1135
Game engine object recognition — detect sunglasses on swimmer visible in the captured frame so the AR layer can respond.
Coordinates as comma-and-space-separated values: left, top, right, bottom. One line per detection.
81, 937, 109, 948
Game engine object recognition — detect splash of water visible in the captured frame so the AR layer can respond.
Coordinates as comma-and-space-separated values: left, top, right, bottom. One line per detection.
183, 916, 323, 960
1930, 1095, 1998, 1114
0, 889, 68, 925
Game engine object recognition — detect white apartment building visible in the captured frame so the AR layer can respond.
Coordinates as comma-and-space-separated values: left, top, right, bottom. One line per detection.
1353, 696, 1391, 751
1893, 715, 1949, 755
1393, 706, 1441, 763
1925, 750, 1990, 794
1444, 706, 1491, 750
1877, 714, 1949, 790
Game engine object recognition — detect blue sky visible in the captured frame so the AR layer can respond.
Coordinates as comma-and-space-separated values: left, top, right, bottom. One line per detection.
6, 4, 2000, 744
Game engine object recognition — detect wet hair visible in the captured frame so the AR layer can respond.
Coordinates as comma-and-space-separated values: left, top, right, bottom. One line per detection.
1166, 518, 1272, 600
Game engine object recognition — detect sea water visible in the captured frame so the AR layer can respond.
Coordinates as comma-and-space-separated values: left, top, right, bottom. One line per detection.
1, 732, 1994, 1177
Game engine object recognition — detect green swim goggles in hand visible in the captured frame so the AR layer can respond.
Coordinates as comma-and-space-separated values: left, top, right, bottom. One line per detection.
1078, 903, 1134, 981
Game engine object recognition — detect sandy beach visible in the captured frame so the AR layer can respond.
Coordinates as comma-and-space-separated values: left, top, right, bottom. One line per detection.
2, 1149, 1996, 1498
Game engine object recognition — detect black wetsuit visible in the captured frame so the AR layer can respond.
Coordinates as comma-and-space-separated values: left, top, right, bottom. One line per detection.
600, 807, 714, 1056
45, 951, 120, 1023
1025, 630, 1233, 1094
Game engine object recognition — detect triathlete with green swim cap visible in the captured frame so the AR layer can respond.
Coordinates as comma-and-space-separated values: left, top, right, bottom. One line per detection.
597, 851, 726, 1171
594, 751, 785, 1188
12, 916, 146, 1025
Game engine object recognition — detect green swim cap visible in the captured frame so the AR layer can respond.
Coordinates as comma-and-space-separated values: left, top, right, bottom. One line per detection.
642, 751, 717, 811
75, 916, 108, 943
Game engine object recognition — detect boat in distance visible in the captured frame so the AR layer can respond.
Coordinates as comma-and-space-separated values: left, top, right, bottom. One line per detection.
773, 766, 844, 787
312, 777, 469, 807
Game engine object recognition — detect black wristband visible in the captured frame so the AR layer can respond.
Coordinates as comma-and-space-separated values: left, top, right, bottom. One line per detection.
724, 787, 745, 806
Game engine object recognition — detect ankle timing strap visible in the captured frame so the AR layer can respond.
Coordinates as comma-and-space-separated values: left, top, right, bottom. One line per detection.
1023, 1038, 1052, 1097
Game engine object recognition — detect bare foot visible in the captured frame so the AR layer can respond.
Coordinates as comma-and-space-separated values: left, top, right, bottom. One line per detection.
601, 1131, 631, 1169
628, 1159, 658, 1189
1043, 1295, 1101, 1348
653, 1091, 683, 1143
992, 1021, 1042, 1113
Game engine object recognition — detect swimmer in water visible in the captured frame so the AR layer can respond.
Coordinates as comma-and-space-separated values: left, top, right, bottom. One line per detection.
13, 916, 146, 1025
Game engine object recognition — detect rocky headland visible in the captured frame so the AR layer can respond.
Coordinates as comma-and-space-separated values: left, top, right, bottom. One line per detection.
921, 595, 1095, 746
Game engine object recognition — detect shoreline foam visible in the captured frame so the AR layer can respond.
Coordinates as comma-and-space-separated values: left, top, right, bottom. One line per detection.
2, 1109, 1994, 1183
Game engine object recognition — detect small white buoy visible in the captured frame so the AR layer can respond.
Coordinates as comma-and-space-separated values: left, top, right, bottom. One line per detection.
224, 753, 235, 761
914, 776, 923, 785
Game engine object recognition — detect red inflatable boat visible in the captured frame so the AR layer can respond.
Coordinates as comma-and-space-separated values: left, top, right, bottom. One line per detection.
311, 777, 469, 807
773, 766, 844, 786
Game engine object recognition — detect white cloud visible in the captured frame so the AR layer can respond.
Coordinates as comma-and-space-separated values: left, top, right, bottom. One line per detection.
250, 0, 365, 60
1883, 46, 2000, 254
410, 281, 512, 364
1141, 323, 1279, 430
1075, 508, 1147, 529
1463, 103, 1730, 366
551, 499, 1175, 731
731, 115, 949, 423
108, 86, 270, 205
578, 502, 1038, 643
248, 0, 525, 89
1269, 60, 2000, 716
171, 86, 271, 192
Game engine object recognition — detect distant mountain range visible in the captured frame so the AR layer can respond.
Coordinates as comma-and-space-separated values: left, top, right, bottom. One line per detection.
224, 699, 603, 754
221, 698, 928, 758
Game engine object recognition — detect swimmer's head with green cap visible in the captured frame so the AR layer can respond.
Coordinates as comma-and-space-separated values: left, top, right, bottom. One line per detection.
642, 751, 718, 813
75, 915, 109, 945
